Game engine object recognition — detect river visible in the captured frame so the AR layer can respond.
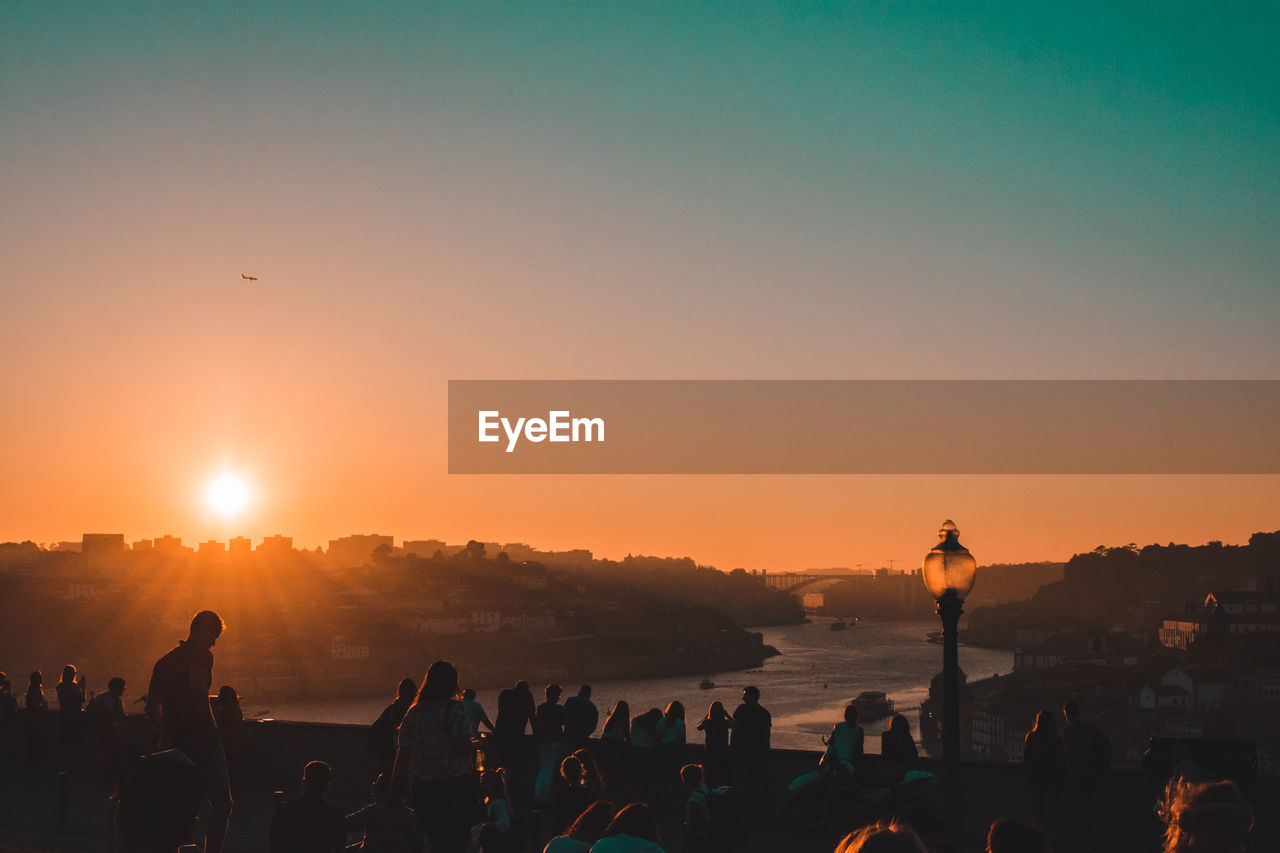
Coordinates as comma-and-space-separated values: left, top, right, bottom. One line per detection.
262, 618, 1012, 753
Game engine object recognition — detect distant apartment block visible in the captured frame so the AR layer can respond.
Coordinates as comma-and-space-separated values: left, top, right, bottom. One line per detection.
198, 540, 226, 555
327, 534, 394, 569
258, 535, 294, 557
228, 537, 252, 556
153, 535, 192, 556
402, 539, 447, 558
81, 533, 125, 558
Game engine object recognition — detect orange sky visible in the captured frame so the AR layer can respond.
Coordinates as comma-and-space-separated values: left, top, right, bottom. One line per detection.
2, 6, 1277, 570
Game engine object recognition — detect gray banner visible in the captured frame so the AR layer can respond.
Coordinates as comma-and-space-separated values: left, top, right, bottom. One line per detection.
448, 380, 1280, 474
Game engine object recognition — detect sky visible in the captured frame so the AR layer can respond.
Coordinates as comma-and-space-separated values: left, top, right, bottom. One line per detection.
2, 3, 1277, 571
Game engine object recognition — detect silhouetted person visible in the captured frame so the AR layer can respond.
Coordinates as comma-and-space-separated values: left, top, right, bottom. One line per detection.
1158, 777, 1253, 853
369, 678, 417, 779
590, 803, 666, 853
826, 703, 864, 777
1022, 709, 1064, 829
1061, 700, 1110, 847
56, 664, 86, 764
834, 819, 927, 853
597, 701, 631, 800
729, 686, 770, 813
564, 684, 599, 751
24, 670, 48, 767
346, 773, 425, 853
695, 703, 732, 788
270, 760, 347, 853
0, 672, 16, 766
114, 748, 205, 853
552, 754, 599, 836
476, 769, 518, 853
495, 680, 536, 774
145, 610, 232, 853
535, 683, 567, 803
630, 708, 662, 805
211, 685, 243, 787
679, 764, 711, 853
463, 688, 495, 738
391, 660, 477, 853
89, 676, 127, 783
879, 714, 918, 763
985, 817, 1048, 853
545, 800, 615, 853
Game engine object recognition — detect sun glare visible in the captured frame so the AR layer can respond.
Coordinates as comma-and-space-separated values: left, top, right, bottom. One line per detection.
206, 473, 251, 518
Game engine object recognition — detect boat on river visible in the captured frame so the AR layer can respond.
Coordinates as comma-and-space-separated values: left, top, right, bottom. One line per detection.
851, 690, 895, 721
699, 676, 716, 689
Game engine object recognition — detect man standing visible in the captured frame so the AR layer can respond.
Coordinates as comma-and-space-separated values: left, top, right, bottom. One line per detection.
533, 683, 566, 803
145, 610, 232, 853
730, 686, 771, 814
563, 684, 598, 752
1062, 700, 1110, 848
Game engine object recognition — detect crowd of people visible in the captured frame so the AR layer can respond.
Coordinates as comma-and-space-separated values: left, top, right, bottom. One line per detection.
0, 610, 1261, 853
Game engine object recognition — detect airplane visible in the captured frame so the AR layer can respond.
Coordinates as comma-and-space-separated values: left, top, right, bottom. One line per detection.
241, 274, 258, 281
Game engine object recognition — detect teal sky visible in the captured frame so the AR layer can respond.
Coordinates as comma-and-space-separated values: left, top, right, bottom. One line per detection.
2, 3, 1277, 565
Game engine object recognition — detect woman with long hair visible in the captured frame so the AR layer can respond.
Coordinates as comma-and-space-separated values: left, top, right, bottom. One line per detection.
391, 661, 477, 853
544, 800, 615, 853
589, 803, 665, 853
695, 702, 732, 787
1158, 777, 1252, 853
1023, 708, 1064, 829
880, 714, 918, 763
597, 701, 631, 800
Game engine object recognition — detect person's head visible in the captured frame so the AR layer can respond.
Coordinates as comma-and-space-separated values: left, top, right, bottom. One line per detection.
301, 760, 332, 797
603, 803, 659, 843
707, 701, 727, 720
29, 671, 42, 687
608, 700, 629, 721
417, 660, 460, 703
216, 685, 238, 704
61, 665, 77, 683
481, 770, 508, 800
398, 678, 418, 702
1159, 778, 1253, 853
844, 704, 859, 726
0, 672, 9, 694
463, 688, 476, 701
579, 684, 592, 698
565, 801, 615, 842
664, 700, 684, 721
115, 748, 204, 851
680, 763, 705, 791
1032, 709, 1056, 733
515, 680, 530, 693
188, 610, 224, 648
889, 714, 911, 737
834, 819, 928, 853
559, 755, 584, 785
1063, 700, 1081, 723
986, 817, 1047, 853
108, 677, 127, 696
635, 708, 662, 730
546, 683, 563, 702
743, 685, 761, 703
572, 748, 597, 775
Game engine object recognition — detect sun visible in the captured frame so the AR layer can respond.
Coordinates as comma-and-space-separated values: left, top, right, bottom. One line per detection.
205, 473, 252, 518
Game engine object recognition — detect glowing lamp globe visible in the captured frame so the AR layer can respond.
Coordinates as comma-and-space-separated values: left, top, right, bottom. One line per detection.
921, 520, 977, 601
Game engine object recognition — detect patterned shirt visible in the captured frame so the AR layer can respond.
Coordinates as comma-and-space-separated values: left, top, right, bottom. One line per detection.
395, 700, 473, 781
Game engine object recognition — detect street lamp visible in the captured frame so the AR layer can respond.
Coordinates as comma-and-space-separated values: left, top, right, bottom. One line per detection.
922, 519, 977, 844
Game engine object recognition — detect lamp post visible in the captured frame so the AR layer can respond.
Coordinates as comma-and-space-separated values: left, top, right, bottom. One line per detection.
921, 519, 977, 845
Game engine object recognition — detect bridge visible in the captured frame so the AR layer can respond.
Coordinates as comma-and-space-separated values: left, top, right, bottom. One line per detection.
759, 569, 920, 595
